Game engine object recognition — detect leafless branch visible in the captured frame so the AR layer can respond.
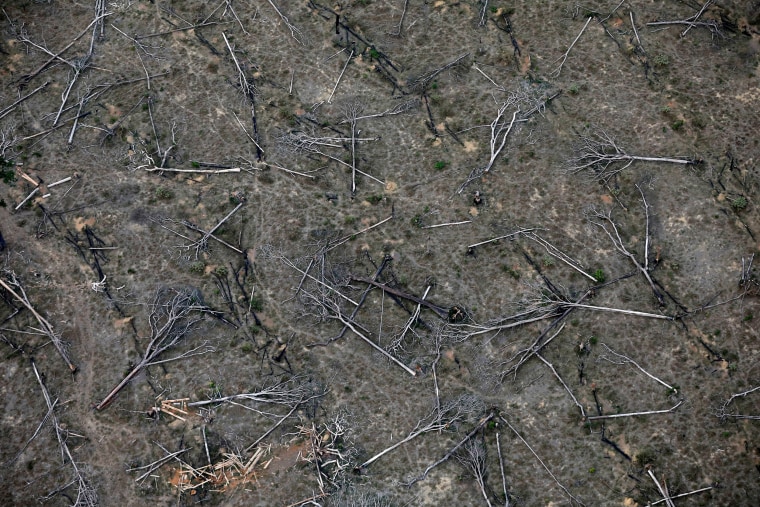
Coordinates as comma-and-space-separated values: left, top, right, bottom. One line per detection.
552, 16, 592, 77
266, 0, 305, 44
0, 273, 76, 372
359, 395, 482, 469
328, 49, 353, 104
95, 287, 213, 410
456, 437, 492, 506
586, 400, 684, 421
647, 1, 723, 39
647, 468, 675, 507
405, 410, 494, 486
648, 485, 716, 505
586, 203, 665, 306
32, 360, 98, 506
499, 414, 585, 506
0, 81, 49, 120
407, 53, 470, 92
536, 351, 585, 419
567, 128, 698, 181
495, 429, 510, 507
716, 385, 760, 422
598, 343, 676, 392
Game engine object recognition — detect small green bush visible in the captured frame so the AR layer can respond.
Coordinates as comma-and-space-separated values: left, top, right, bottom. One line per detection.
434, 160, 448, 170
671, 119, 684, 131
189, 261, 205, 274
155, 187, 173, 200
249, 296, 264, 312
654, 54, 669, 66
731, 196, 748, 210
593, 269, 606, 283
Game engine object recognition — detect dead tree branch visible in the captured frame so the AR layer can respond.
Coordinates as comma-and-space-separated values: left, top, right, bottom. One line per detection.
328, 49, 354, 104
0, 81, 49, 120
407, 53, 469, 93
552, 16, 592, 77
95, 287, 214, 410
536, 351, 585, 419
495, 428, 511, 507
647, 468, 675, 507
647, 0, 723, 39
567, 128, 699, 181
586, 400, 684, 421
405, 410, 495, 486
716, 385, 760, 421
223, 32, 263, 160
266, 0, 305, 44
0, 273, 76, 372
32, 360, 97, 506
458, 89, 560, 193
586, 204, 665, 306
598, 342, 676, 392
188, 375, 325, 416
649, 485, 716, 505
359, 395, 482, 469
456, 437, 492, 507
499, 414, 585, 506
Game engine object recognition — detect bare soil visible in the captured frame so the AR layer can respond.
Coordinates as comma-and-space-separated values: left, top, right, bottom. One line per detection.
1, 0, 760, 506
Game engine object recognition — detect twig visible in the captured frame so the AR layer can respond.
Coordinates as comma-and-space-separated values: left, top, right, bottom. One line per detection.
647, 469, 675, 507
648, 485, 715, 506
406, 411, 495, 485
496, 429, 510, 507
467, 227, 540, 249
31, 360, 97, 505
552, 17, 592, 77
536, 352, 585, 418
266, 0, 305, 44
143, 167, 241, 174
333, 310, 417, 376
599, 343, 675, 392
560, 302, 672, 320
499, 415, 585, 506
325, 214, 393, 253
422, 220, 471, 229
0, 276, 76, 371
586, 400, 684, 421
0, 81, 49, 120
328, 49, 353, 104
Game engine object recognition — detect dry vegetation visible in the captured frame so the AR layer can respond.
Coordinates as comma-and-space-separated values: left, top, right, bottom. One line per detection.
1, 0, 760, 506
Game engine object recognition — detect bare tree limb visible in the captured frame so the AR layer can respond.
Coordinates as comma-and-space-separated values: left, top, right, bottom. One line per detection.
32, 360, 97, 506
499, 414, 585, 506
95, 288, 213, 410
567, 128, 699, 181
586, 400, 684, 421
552, 16, 593, 77
0, 274, 76, 372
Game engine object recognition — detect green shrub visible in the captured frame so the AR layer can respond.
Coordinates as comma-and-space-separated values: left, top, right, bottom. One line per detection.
654, 54, 669, 66
592, 269, 606, 283
434, 160, 448, 170
189, 261, 205, 274
731, 196, 748, 210
155, 187, 173, 200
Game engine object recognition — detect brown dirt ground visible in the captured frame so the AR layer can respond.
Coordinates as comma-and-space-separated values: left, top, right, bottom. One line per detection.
1, 0, 760, 506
